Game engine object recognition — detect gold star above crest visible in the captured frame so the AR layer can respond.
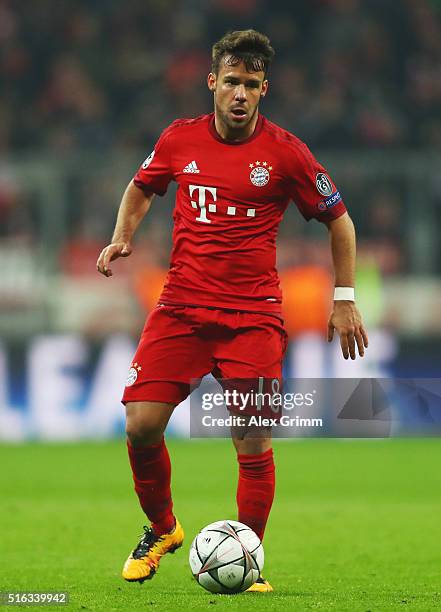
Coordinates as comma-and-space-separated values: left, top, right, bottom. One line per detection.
137, 365, 142, 371
263, 161, 268, 166
249, 163, 254, 168
269, 166, 273, 171
255, 160, 260, 165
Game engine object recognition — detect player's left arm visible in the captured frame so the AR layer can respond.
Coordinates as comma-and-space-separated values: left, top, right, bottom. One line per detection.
325, 212, 369, 360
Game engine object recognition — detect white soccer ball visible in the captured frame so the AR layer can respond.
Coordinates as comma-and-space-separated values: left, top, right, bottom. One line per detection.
189, 520, 264, 594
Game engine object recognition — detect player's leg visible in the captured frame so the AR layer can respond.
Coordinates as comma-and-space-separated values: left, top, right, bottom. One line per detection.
122, 399, 185, 582
121, 305, 214, 582
231, 424, 275, 543
215, 312, 285, 541
231, 427, 275, 593
126, 400, 176, 534
215, 311, 287, 593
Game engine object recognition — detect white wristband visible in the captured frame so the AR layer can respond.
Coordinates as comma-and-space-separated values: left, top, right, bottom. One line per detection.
334, 287, 355, 301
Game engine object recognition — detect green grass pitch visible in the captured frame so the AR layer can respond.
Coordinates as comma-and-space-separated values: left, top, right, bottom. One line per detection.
1, 439, 441, 611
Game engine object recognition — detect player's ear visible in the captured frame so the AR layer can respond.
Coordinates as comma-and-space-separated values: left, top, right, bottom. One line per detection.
260, 80, 269, 98
207, 72, 216, 92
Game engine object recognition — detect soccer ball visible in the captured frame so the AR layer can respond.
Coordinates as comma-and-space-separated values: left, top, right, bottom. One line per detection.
189, 520, 264, 594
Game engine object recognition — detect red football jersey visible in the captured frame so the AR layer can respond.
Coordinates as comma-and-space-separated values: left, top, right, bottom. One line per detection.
134, 113, 346, 315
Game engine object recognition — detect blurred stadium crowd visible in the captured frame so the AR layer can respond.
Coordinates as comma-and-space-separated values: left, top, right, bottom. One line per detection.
1, 0, 441, 151
1, 0, 441, 339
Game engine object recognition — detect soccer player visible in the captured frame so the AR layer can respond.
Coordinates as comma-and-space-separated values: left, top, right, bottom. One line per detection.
97, 30, 368, 593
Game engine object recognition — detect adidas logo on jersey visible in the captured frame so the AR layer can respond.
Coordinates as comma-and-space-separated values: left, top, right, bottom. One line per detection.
183, 160, 200, 173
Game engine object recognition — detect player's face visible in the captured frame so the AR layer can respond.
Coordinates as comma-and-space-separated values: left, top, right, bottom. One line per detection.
207, 58, 268, 139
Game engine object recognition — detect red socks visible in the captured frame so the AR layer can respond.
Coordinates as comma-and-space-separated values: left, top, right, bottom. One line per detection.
236, 448, 275, 541
127, 439, 274, 541
127, 437, 176, 536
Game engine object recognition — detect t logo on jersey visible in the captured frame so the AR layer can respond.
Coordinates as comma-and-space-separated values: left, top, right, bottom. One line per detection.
189, 185, 217, 223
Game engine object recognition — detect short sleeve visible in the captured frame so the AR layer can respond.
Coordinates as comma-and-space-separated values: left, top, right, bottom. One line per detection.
287, 142, 347, 223
133, 127, 174, 196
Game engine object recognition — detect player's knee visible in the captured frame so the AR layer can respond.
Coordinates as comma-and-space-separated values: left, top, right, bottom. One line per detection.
233, 436, 272, 455
126, 417, 164, 446
125, 403, 169, 446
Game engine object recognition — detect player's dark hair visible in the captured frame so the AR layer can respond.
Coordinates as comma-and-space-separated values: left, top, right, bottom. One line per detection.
212, 29, 275, 76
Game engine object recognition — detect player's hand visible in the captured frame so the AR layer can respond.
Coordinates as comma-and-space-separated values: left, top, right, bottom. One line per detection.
96, 242, 132, 277
327, 301, 368, 360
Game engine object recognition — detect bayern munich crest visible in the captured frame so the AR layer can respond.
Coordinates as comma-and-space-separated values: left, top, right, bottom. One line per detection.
249, 161, 272, 187
126, 362, 142, 386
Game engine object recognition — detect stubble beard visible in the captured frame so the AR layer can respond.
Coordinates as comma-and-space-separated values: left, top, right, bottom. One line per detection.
215, 101, 259, 138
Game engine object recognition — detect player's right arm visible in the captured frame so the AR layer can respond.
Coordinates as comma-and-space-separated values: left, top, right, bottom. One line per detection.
96, 180, 155, 277
97, 122, 175, 277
